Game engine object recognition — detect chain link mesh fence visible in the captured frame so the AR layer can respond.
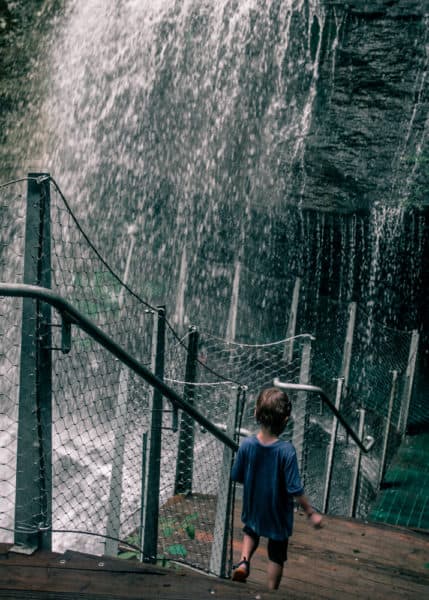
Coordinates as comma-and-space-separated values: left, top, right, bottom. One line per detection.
0, 179, 26, 548
0, 176, 424, 576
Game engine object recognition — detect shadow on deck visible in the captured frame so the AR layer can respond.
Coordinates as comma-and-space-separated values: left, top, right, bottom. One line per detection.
0, 508, 428, 600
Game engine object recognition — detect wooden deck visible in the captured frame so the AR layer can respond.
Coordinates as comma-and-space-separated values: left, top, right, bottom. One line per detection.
235, 509, 429, 599
0, 509, 428, 599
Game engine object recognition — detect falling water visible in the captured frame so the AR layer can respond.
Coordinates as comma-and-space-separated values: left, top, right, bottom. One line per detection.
1, 0, 425, 342
1, 0, 429, 550
33, 1, 330, 296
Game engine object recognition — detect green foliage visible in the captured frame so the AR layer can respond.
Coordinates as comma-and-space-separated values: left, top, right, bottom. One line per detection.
117, 533, 141, 561
159, 512, 198, 541
117, 512, 199, 565
118, 550, 138, 560
166, 543, 187, 557
185, 524, 195, 540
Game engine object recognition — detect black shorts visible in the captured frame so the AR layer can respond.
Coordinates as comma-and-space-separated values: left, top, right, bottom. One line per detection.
243, 525, 288, 566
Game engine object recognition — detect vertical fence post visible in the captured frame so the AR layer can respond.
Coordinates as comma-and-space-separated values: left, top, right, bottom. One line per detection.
283, 277, 301, 362
340, 302, 357, 390
174, 326, 199, 495
141, 306, 166, 563
104, 364, 129, 556
378, 370, 398, 488
339, 301, 357, 445
14, 174, 52, 551
139, 432, 148, 562
399, 330, 419, 435
173, 246, 188, 334
292, 335, 312, 482
104, 230, 136, 556
322, 377, 343, 514
226, 261, 241, 341
209, 386, 240, 577
350, 408, 366, 518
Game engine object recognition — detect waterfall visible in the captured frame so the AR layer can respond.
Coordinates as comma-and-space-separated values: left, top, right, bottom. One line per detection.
1, 0, 428, 388
1, 0, 429, 556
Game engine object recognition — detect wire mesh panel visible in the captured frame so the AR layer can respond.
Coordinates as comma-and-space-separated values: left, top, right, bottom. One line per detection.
0, 296, 21, 544
149, 325, 242, 573
196, 334, 327, 513
0, 180, 27, 543
0, 177, 247, 572
346, 309, 414, 520
155, 387, 241, 571
50, 326, 155, 554
0, 175, 424, 570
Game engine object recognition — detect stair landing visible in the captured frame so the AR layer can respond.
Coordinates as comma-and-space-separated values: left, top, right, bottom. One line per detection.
1, 509, 428, 599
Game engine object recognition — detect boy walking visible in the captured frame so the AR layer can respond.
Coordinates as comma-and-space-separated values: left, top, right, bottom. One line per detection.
231, 387, 322, 591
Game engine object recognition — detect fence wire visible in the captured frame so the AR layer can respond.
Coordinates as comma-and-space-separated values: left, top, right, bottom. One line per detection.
0, 180, 26, 547
0, 176, 424, 576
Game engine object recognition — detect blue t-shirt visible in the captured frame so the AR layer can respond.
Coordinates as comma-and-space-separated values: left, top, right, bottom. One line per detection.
231, 435, 304, 540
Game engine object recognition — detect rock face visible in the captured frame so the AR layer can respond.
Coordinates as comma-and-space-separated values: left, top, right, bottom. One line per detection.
345, 1, 425, 17
0, 1, 64, 177
1, 1, 428, 212
300, 1, 429, 212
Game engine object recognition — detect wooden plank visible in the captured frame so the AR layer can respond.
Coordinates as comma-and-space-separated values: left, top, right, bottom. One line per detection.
0, 561, 267, 600
232, 508, 429, 598
291, 514, 429, 572
1, 504, 428, 600
0, 544, 263, 600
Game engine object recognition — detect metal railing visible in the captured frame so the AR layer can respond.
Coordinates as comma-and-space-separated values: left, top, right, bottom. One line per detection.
0, 282, 240, 574
0, 282, 238, 452
273, 378, 375, 453
0, 174, 420, 567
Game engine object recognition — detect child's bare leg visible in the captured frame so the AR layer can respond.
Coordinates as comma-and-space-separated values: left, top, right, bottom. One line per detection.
232, 533, 258, 582
267, 560, 283, 590
239, 532, 258, 562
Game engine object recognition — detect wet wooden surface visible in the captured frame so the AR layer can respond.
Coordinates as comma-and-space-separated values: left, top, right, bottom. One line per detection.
0, 508, 428, 600
235, 509, 429, 599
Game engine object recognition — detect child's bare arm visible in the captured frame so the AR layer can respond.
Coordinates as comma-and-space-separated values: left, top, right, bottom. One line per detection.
295, 494, 323, 528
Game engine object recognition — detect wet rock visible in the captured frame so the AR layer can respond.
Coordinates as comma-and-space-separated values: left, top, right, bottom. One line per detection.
303, 2, 429, 211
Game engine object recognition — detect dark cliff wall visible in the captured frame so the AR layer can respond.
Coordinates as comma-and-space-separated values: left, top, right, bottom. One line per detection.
345, 1, 427, 17
304, 0, 428, 212
0, 0, 64, 177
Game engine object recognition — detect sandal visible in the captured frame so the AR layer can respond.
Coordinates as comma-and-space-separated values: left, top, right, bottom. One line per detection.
232, 559, 250, 582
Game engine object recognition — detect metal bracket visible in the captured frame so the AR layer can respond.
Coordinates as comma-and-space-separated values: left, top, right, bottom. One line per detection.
61, 316, 72, 354
44, 315, 72, 354
163, 408, 178, 432
35, 175, 50, 184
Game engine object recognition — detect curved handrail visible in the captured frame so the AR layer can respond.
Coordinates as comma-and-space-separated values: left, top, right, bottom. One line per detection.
0, 282, 239, 452
273, 378, 375, 453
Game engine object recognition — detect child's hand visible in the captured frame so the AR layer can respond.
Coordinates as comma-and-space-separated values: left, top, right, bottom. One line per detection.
308, 512, 323, 528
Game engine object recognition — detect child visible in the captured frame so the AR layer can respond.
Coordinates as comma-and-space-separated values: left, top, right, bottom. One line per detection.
231, 387, 322, 591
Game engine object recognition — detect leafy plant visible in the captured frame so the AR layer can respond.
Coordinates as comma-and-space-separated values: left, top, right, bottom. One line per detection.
117, 533, 141, 561
117, 512, 199, 564
159, 512, 198, 541
166, 544, 187, 557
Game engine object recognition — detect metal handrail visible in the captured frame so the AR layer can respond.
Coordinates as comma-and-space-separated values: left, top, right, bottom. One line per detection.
0, 282, 239, 452
273, 378, 375, 453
